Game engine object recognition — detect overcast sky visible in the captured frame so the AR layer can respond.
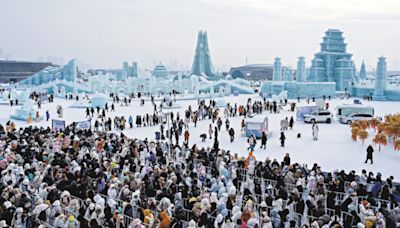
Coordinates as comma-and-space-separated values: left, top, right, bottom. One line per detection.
1, 0, 400, 71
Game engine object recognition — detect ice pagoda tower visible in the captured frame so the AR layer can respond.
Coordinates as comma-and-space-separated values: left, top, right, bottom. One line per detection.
190, 30, 219, 80
309, 29, 356, 91
373, 56, 387, 101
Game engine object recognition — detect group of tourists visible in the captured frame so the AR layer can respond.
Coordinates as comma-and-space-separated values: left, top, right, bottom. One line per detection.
0, 120, 399, 228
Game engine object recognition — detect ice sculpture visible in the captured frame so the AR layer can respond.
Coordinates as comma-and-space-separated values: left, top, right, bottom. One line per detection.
190, 30, 220, 80
272, 57, 282, 81
153, 63, 168, 78
161, 99, 182, 109
272, 91, 288, 102
4, 89, 30, 103
120, 62, 138, 80
309, 29, 356, 91
215, 99, 227, 108
10, 99, 43, 121
91, 94, 108, 108
359, 61, 367, 81
19, 59, 77, 86
352, 56, 400, 101
199, 80, 254, 95
373, 56, 387, 100
283, 68, 293, 81
261, 57, 336, 99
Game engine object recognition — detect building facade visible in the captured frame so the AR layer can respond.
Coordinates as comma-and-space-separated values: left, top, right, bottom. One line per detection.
228, 64, 274, 81
0, 60, 54, 83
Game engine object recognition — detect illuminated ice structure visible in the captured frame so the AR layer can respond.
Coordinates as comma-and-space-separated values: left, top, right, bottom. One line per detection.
19, 59, 77, 86
15, 30, 253, 99
10, 99, 43, 121
352, 56, 400, 101
309, 29, 357, 91
0, 88, 31, 104
259, 29, 400, 100
69, 94, 108, 108
261, 56, 336, 99
18, 59, 92, 96
190, 30, 221, 81
86, 30, 253, 97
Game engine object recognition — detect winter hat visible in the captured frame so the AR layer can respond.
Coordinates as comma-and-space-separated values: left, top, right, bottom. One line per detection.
4, 201, 12, 209
61, 190, 70, 198
215, 214, 223, 224
108, 199, 117, 208
131, 218, 142, 227
221, 208, 228, 217
0, 221, 7, 227
188, 219, 196, 228
262, 211, 271, 222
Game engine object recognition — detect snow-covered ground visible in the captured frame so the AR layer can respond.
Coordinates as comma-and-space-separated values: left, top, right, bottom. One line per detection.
1, 94, 400, 179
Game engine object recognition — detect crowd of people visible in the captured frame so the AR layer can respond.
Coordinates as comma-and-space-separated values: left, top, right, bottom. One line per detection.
0, 115, 399, 228
1, 91, 399, 228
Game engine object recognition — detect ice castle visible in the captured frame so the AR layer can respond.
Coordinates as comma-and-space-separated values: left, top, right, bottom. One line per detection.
351, 56, 400, 101
260, 56, 336, 99
190, 30, 220, 80
309, 29, 357, 91
13, 28, 400, 101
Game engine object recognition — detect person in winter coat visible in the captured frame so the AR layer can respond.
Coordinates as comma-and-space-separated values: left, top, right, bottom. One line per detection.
283, 153, 291, 166
11, 207, 24, 228
365, 145, 374, 164
359, 200, 377, 225
217, 118, 223, 131
289, 116, 294, 129
261, 211, 273, 228
184, 130, 190, 144
225, 119, 230, 131
312, 123, 319, 141
209, 125, 213, 139
46, 110, 50, 121
247, 135, 256, 151
158, 211, 171, 228
279, 132, 286, 147
270, 209, 281, 228
280, 119, 286, 131
129, 116, 133, 128
260, 132, 267, 149
229, 128, 235, 143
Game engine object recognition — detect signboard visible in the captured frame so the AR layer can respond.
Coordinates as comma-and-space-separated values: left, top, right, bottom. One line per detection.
52, 119, 65, 131
76, 120, 91, 130
296, 106, 319, 121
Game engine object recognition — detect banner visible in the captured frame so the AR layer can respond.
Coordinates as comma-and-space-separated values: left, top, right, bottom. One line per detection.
76, 120, 91, 130
52, 119, 65, 131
